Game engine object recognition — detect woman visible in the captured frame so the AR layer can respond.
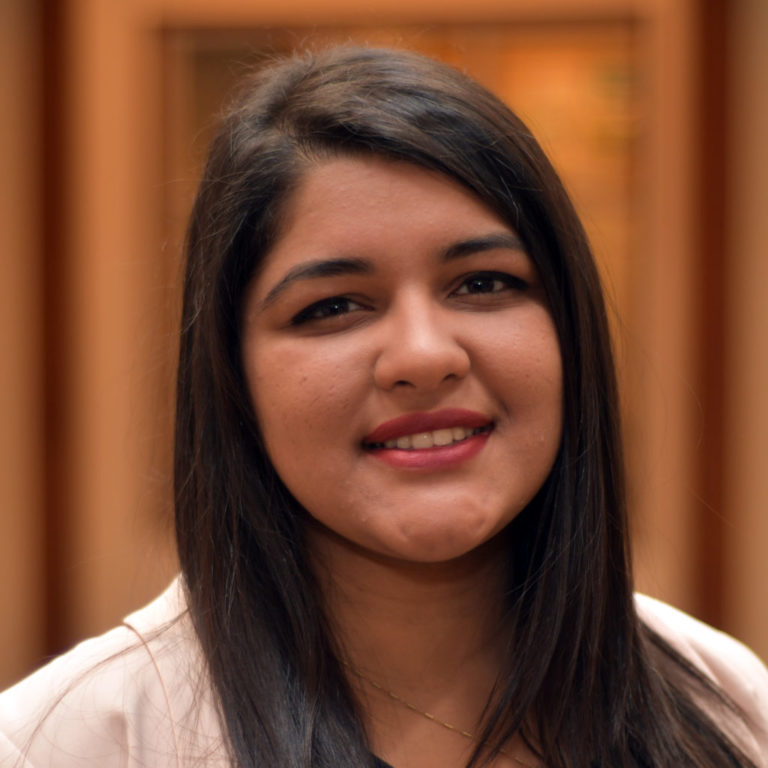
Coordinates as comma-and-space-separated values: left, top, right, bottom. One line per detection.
1, 46, 767, 768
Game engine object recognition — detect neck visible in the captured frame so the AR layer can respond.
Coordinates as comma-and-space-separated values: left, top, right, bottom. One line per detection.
309, 523, 510, 697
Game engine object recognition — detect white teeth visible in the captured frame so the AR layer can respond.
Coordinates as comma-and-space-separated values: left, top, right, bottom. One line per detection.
411, 432, 434, 449
377, 426, 484, 450
433, 428, 454, 446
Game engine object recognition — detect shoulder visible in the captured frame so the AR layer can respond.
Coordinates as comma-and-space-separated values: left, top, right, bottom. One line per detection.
636, 593, 768, 765
0, 578, 228, 768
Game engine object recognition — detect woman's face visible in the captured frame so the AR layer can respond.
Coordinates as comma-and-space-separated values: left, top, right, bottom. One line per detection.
241, 156, 562, 564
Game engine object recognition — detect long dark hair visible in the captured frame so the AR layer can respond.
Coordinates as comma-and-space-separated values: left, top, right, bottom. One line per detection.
174, 46, 753, 767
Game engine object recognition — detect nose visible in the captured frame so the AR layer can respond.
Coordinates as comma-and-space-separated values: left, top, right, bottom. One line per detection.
373, 295, 470, 392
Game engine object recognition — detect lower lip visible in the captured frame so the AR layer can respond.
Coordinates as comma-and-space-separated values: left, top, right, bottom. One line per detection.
367, 431, 490, 470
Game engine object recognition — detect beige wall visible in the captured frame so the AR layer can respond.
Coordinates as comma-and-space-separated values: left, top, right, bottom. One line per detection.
0, 0, 45, 686
723, 0, 768, 658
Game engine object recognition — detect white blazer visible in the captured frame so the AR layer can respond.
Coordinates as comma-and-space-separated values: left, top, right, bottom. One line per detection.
1, 580, 767, 767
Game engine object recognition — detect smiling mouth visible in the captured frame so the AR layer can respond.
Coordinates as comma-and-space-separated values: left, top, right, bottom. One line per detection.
365, 424, 493, 451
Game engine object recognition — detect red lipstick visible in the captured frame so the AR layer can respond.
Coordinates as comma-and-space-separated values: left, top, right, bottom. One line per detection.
363, 409, 492, 471
363, 408, 491, 445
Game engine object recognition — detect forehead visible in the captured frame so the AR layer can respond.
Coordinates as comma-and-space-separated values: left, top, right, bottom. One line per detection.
261, 156, 514, 271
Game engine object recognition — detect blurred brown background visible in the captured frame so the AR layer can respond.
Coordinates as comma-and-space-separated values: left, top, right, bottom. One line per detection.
1, 0, 767, 688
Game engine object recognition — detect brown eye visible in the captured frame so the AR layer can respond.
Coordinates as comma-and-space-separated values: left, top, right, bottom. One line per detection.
291, 296, 365, 325
453, 271, 527, 296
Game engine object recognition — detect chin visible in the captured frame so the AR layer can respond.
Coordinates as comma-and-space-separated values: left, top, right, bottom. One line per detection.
375, 520, 508, 565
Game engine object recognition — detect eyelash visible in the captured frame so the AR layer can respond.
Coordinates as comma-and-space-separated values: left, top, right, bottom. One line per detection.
289, 271, 527, 326
452, 270, 528, 296
290, 297, 366, 325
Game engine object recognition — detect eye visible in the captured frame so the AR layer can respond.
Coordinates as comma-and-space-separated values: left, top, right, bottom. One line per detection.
291, 296, 366, 325
452, 271, 528, 296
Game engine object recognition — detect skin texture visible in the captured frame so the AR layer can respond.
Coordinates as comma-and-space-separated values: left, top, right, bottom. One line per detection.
241, 156, 563, 567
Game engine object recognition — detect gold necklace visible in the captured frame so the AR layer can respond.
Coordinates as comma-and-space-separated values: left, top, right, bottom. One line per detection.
343, 662, 538, 768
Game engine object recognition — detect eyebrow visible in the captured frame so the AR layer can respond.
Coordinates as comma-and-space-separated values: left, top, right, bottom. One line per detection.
261, 257, 372, 308
442, 233, 525, 261
259, 232, 525, 309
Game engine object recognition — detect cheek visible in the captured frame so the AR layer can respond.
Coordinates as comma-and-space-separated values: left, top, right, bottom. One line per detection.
470, 312, 562, 403
245, 343, 362, 461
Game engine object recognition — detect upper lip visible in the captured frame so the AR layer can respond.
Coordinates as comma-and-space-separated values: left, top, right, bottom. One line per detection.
363, 408, 492, 445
